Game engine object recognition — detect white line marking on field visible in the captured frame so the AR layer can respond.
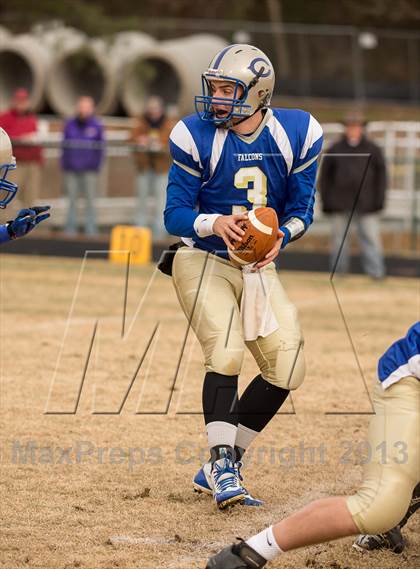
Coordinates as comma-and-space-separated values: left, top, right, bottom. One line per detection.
110, 535, 175, 545
109, 535, 228, 569
109, 535, 225, 548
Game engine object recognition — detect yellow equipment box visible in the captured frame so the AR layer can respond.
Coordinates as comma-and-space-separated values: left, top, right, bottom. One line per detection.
109, 225, 152, 265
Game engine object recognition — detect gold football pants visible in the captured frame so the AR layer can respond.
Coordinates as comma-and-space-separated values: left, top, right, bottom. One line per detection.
172, 247, 305, 390
347, 376, 420, 534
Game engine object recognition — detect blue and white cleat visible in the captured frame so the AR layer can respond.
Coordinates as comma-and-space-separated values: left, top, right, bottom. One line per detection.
193, 461, 263, 506
193, 461, 213, 495
211, 457, 246, 509
235, 461, 263, 507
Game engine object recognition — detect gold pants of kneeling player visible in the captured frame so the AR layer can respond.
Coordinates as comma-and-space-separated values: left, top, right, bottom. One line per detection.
172, 247, 305, 390
347, 376, 420, 534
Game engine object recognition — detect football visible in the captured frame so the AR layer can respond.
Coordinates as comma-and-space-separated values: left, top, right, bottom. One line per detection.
228, 207, 279, 267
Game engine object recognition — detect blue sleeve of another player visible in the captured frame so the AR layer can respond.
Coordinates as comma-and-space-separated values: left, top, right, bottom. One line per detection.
164, 120, 203, 237
378, 323, 420, 379
0, 225, 10, 243
280, 116, 323, 248
0, 224, 10, 244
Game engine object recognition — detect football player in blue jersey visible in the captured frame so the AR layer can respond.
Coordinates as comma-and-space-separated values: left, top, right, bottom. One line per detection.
163, 45, 323, 509
0, 127, 50, 243
206, 322, 420, 567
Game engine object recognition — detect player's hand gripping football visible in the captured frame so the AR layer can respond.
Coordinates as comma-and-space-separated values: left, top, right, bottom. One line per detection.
252, 228, 284, 271
213, 212, 248, 250
7, 206, 51, 239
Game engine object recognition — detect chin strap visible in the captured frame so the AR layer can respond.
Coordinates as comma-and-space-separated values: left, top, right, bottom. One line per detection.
222, 112, 257, 130
221, 106, 267, 131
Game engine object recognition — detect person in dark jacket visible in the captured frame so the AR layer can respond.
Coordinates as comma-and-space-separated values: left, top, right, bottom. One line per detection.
61, 96, 104, 235
320, 111, 387, 279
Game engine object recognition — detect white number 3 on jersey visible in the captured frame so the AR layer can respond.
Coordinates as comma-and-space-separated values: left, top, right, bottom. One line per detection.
233, 166, 268, 214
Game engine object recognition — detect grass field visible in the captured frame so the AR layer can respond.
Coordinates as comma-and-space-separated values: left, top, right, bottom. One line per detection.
1, 254, 418, 569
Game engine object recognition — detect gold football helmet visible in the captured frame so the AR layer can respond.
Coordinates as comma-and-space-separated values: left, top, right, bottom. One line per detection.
195, 44, 275, 126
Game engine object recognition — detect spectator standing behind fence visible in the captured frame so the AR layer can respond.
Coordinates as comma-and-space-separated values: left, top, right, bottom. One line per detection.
320, 111, 387, 280
131, 96, 175, 239
61, 96, 104, 236
0, 88, 43, 206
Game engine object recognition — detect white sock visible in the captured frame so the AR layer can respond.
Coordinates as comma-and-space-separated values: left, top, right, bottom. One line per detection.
206, 421, 237, 450
246, 526, 283, 561
235, 423, 259, 451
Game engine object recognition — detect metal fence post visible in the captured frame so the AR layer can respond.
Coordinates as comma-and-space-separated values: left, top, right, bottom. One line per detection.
351, 32, 365, 102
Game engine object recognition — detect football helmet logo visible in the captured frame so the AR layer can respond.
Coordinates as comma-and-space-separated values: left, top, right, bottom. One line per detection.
195, 44, 275, 126
247, 57, 272, 78
0, 128, 18, 208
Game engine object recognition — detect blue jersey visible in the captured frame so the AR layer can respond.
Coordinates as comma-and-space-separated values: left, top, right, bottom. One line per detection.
378, 322, 420, 389
164, 108, 323, 256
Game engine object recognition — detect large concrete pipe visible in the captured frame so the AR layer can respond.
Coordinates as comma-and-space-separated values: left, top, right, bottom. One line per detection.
0, 34, 50, 112
45, 32, 114, 116
110, 31, 156, 113
110, 31, 155, 62
0, 26, 10, 40
119, 34, 228, 117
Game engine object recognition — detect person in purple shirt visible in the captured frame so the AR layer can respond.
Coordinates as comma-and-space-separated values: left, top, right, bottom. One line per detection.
0, 127, 50, 244
61, 96, 104, 235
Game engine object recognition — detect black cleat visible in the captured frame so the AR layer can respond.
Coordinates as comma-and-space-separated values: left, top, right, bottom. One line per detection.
353, 526, 405, 554
206, 540, 267, 568
353, 482, 420, 555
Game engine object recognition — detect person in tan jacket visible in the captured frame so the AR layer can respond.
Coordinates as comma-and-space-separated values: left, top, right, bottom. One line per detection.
131, 96, 175, 239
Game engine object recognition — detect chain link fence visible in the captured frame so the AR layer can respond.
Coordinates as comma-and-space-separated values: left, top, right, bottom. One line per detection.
133, 18, 420, 104
7, 116, 415, 253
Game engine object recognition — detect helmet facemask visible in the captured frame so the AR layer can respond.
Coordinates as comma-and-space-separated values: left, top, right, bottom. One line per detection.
195, 72, 254, 126
0, 157, 17, 209
0, 128, 18, 208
